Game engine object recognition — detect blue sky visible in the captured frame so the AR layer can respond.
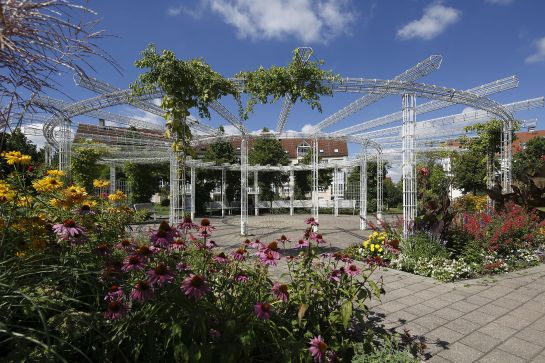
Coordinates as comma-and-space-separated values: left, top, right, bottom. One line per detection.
44, 0, 545, 141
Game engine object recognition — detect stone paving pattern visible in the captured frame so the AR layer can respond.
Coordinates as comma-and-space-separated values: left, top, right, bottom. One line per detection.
137, 214, 545, 362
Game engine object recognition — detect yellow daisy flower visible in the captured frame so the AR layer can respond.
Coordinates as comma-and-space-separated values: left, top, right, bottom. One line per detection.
46, 169, 65, 177
2, 151, 32, 165
108, 190, 127, 202
93, 179, 110, 188
33, 177, 64, 193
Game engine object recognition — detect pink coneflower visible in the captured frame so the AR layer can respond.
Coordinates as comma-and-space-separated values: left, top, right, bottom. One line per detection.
329, 269, 344, 282
105, 299, 130, 320
259, 250, 281, 266
199, 229, 212, 239
147, 263, 175, 286
116, 239, 135, 252
199, 218, 216, 234
176, 262, 192, 272
272, 282, 289, 302
254, 302, 272, 320
105, 284, 124, 301
309, 336, 328, 362
231, 248, 248, 261
332, 252, 352, 263
234, 273, 249, 282
213, 252, 230, 264
250, 239, 264, 249
181, 274, 210, 300
206, 240, 218, 249
304, 217, 319, 227
277, 235, 292, 245
296, 239, 309, 249
122, 254, 146, 272
151, 230, 171, 248
78, 204, 95, 215
136, 245, 160, 257
169, 238, 187, 251
130, 280, 154, 302
310, 233, 326, 244
52, 219, 85, 239
346, 264, 361, 277
260, 241, 280, 253
178, 216, 198, 230
243, 239, 252, 247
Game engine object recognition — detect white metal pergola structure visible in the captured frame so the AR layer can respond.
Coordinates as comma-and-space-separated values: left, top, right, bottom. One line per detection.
12, 49, 544, 237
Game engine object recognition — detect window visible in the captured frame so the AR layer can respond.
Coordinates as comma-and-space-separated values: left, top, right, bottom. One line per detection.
319, 149, 324, 153
297, 143, 310, 157
333, 148, 339, 153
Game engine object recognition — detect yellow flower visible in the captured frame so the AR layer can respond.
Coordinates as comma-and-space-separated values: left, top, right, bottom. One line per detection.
108, 190, 127, 202
46, 169, 65, 177
33, 176, 64, 193
15, 251, 26, 258
16, 195, 33, 207
0, 181, 15, 203
93, 179, 110, 188
2, 151, 31, 165
63, 185, 88, 203
370, 244, 375, 252
81, 199, 97, 208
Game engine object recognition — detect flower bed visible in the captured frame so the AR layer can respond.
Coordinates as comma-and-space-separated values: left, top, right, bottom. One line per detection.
0, 152, 422, 362
347, 204, 545, 282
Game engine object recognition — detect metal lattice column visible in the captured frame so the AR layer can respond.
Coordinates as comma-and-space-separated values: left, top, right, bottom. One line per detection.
487, 152, 495, 211
169, 150, 181, 225
501, 119, 513, 193
240, 135, 248, 235
289, 168, 295, 216
58, 118, 72, 175
333, 167, 340, 217
254, 171, 259, 216
312, 138, 319, 224
376, 152, 384, 222
221, 168, 226, 218
44, 143, 52, 166
402, 93, 417, 238
109, 165, 116, 195
190, 166, 196, 221
360, 145, 368, 230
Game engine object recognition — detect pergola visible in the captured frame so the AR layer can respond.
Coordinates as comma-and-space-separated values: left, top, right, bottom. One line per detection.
13, 49, 544, 237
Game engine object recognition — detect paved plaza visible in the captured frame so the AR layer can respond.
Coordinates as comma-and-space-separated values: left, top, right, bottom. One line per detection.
139, 214, 545, 362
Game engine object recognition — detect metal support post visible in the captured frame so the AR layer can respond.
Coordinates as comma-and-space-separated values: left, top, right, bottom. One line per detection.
169, 149, 181, 225
376, 152, 384, 222
312, 138, 319, 225
221, 168, 226, 218
486, 151, 495, 211
501, 119, 513, 193
240, 135, 248, 235
289, 168, 295, 216
402, 93, 417, 238
190, 166, 196, 221
109, 165, 116, 195
360, 145, 367, 230
333, 167, 339, 217
254, 170, 259, 216
58, 118, 72, 176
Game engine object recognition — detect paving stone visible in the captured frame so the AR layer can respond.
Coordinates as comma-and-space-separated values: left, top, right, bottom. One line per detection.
474, 303, 510, 317
433, 307, 466, 320
445, 318, 482, 335
504, 291, 538, 303
478, 321, 519, 341
521, 301, 545, 314
404, 303, 437, 317
379, 300, 408, 313
464, 295, 494, 306
463, 311, 498, 325
423, 298, 453, 310
450, 300, 481, 313
440, 292, 467, 303
437, 342, 484, 363
477, 287, 511, 300
494, 314, 533, 330
460, 331, 502, 353
491, 297, 523, 310
413, 314, 448, 331
427, 326, 465, 344
529, 319, 545, 333
477, 349, 527, 363
514, 327, 545, 348
428, 355, 453, 363
507, 307, 543, 322
497, 337, 543, 360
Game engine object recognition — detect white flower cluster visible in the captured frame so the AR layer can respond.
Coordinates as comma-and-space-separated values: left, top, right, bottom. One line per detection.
391, 255, 477, 282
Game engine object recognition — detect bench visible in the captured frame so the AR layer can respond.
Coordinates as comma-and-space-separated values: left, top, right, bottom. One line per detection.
133, 203, 157, 220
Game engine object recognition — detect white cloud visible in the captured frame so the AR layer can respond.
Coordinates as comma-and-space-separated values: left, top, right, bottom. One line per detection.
208, 0, 356, 43
485, 0, 514, 4
397, 2, 461, 41
167, 3, 207, 18
525, 37, 545, 64
222, 125, 242, 135
301, 123, 315, 133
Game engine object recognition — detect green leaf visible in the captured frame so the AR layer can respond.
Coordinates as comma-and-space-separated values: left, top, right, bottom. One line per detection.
341, 301, 352, 329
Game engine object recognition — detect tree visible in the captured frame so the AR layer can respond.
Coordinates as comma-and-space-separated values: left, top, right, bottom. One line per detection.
1, 0, 117, 148
248, 129, 290, 205
384, 178, 402, 210
294, 147, 333, 199
0, 129, 43, 177
347, 160, 387, 212
125, 162, 169, 204
451, 151, 486, 194
70, 144, 109, 193
202, 127, 240, 209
